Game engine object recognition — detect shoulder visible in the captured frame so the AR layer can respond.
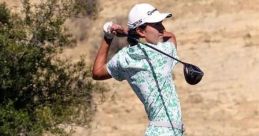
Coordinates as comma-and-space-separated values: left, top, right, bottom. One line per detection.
109, 47, 128, 63
163, 32, 177, 49
107, 47, 128, 71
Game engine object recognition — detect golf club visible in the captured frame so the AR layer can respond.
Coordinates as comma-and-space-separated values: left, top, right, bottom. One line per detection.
126, 36, 204, 85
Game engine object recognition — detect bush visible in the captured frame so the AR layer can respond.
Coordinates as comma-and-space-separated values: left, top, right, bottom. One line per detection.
73, 0, 99, 18
0, 0, 103, 135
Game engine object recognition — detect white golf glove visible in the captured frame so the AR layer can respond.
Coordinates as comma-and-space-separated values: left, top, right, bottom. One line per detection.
103, 21, 114, 39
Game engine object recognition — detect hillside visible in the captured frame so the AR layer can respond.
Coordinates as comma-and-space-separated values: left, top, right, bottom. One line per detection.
2, 0, 259, 136
89, 1, 259, 136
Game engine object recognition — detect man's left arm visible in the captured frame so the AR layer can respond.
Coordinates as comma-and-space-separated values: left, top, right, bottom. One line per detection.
163, 31, 177, 49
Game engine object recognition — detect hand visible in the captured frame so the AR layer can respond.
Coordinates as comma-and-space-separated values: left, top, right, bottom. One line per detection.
110, 23, 128, 37
103, 22, 128, 39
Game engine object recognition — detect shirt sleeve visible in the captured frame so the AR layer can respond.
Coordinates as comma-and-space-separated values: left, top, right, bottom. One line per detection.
171, 43, 179, 68
163, 41, 179, 67
106, 52, 126, 81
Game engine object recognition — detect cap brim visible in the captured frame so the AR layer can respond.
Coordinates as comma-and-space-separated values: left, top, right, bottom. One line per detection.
144, 12, 172, 23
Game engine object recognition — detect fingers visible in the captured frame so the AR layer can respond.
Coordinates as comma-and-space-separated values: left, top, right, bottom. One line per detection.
111, 24, 123, 32
103, 21, 126, 39
111, 30, 117, 35
110, 24, 127, 36
103, 21, 128, 37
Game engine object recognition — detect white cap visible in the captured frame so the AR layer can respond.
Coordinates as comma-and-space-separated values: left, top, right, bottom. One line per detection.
128, 3, 172, 29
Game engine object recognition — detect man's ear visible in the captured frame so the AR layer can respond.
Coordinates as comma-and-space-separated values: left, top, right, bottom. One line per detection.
136, 27, 145, 38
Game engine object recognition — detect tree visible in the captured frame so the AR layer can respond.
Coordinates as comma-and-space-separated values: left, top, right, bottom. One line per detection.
0, 0, 103, 135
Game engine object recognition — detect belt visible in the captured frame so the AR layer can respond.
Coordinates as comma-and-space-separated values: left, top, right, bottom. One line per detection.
149, 121, 185, 131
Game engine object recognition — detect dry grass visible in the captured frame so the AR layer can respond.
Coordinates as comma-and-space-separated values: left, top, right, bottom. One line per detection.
3, 0, 259, 135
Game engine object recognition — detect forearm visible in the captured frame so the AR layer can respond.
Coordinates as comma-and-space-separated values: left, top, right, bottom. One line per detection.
92, 37, 113, 80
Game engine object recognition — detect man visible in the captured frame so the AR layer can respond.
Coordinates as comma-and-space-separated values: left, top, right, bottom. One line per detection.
92, 3, 184, 136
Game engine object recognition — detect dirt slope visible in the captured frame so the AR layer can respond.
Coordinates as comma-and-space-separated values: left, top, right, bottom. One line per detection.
2, 0, 259, 136
89, 1, 259, 136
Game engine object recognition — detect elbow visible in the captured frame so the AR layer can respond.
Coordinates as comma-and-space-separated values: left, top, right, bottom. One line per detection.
92, 69, 108, 80
92, 70, 101, 80
92, 75, 102, 80
91, 65, 111, 80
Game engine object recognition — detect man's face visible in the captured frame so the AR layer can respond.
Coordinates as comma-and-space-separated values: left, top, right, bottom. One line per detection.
139, 22, 165, 45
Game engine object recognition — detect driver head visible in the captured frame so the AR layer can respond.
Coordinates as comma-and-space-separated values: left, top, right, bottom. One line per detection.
184, 63, 204, 85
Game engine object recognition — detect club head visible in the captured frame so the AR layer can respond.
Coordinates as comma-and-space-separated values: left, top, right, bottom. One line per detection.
183, 63, 204, 85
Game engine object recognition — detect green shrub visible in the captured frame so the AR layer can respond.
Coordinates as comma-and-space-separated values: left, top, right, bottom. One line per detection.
73, 0, 99, 18
0, 0, 103, 135
0, 3, 10, 25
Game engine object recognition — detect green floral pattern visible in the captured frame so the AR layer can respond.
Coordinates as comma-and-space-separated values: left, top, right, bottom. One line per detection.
145, 126, 183, 136
107, 41, 183, 136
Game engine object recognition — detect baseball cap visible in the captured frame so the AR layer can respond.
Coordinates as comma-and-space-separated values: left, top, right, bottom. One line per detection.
128, 3, 172, 29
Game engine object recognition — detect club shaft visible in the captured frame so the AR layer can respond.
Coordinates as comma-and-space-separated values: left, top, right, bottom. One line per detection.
142, 42, 186, 64
128, 36, 186, 65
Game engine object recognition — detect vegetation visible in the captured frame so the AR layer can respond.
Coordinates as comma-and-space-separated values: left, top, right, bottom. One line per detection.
0, 0, 103, 135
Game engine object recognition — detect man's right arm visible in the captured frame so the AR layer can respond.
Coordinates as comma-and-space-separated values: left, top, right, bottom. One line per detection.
92, 22, 127, 80
92, 37, 112, 80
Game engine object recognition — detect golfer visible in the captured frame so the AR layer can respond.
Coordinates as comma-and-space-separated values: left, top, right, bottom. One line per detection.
92, 3, 184, 136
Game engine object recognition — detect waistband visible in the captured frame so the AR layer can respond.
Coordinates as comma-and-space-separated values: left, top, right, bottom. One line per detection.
149, 121, 184, 131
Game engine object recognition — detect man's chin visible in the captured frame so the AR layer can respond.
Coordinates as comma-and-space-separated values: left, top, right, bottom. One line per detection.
158, 38, 164, 43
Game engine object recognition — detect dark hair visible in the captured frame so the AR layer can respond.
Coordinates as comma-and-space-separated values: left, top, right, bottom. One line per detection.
127, 24, 147, 46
